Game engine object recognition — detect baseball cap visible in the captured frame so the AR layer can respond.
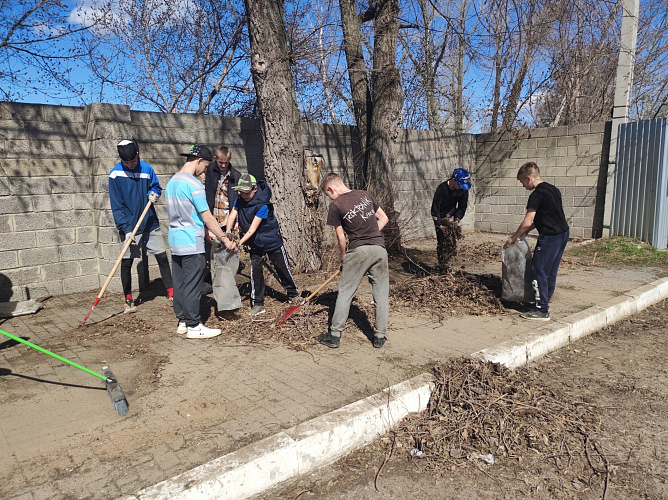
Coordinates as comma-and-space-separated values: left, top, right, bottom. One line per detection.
452, 168, 471, 190
117, 139, 138, 161
234, 174, 258, 192
179, 144, 213, 162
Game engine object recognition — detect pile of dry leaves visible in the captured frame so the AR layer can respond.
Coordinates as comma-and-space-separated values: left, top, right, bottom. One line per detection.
389, 272, 505, 320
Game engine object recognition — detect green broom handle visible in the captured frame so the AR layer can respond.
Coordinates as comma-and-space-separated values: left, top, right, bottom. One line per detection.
0, 329, 106, 381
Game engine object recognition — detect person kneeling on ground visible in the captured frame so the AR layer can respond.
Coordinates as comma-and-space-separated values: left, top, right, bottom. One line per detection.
504, 161, 569, 321
317, 172, 389, 349
225, 174, 299, 317
165, 144, 237, 339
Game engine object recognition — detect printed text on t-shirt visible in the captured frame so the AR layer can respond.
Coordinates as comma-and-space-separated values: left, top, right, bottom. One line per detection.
343, 196, 375, 222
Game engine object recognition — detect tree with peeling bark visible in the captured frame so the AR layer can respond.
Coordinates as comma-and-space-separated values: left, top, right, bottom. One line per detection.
244, 0, 324, 272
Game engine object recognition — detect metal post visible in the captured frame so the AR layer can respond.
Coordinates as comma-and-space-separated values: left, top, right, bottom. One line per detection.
603, 0, 640, 237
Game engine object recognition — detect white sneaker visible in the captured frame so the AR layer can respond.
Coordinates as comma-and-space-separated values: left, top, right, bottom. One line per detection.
186, 323, 221, 339
176, 321, 187, 334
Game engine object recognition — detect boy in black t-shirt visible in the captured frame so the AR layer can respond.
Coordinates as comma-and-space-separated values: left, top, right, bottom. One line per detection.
504, 162, 569, 321
317, 172, 389, 349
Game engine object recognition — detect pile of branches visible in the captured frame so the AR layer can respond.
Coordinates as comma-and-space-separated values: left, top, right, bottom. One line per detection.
390, 358, 610, 492
433, 219, 463, 267
210, 292, 376, 352
390, 271, 505, 320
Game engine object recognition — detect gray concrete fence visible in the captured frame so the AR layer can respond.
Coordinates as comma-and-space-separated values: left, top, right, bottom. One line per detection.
0, 101, 610, 301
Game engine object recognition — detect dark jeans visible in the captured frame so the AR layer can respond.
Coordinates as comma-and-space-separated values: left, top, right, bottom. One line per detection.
531, 230, 569, 313
171, 253, 205, 327
249, 246, 298, 306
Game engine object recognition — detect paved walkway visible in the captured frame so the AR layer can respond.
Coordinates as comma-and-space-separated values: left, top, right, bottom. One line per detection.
0, 233, 664, 500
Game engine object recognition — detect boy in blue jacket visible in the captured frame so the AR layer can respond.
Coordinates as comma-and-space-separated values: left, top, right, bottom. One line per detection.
225, 174, 299, 316
109, 139, 173, 313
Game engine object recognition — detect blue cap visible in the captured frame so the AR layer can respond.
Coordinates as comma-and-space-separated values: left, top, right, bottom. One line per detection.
452, 168, 471, 190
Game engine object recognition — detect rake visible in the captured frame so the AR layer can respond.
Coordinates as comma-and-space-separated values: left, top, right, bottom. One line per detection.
0, 328, 129, 416
276, 269, 340, 326
78, 200, 153, 328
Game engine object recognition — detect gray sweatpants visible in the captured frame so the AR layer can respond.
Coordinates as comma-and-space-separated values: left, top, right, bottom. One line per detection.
330, 245, 389, 339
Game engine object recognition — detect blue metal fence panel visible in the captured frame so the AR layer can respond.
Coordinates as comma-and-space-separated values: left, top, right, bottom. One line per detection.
610, 118, 668, 249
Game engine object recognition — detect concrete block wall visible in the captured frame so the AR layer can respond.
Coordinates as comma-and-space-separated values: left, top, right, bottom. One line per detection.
1, 100, 610, 301
473, 122, 610, 239
0, 102, 100, 301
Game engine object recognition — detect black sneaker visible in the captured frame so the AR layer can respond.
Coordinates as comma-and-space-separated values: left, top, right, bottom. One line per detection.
373, 336, 386, 349
520, 309, 550, 321
318, 332, 340, 348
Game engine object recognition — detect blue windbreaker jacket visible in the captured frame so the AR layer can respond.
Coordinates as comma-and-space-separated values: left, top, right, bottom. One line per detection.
108, 160, 161, 236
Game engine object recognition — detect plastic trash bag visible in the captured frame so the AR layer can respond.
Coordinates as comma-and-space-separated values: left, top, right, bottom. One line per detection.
211, 240, 242, 311
501, 236, 534, 302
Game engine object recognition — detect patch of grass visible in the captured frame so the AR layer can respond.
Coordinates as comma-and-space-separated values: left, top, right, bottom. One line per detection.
574, 302, 596, 313
569, 237, 668, 266
405, 365, 425, 378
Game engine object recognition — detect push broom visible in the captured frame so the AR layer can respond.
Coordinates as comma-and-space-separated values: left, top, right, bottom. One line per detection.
0, 328, 129, 415
276, 269, 340, 326
78, 200, 153, 328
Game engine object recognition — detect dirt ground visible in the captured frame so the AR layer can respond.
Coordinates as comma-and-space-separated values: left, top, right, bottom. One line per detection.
267, 298, 668, 500
1, 233, 665, 499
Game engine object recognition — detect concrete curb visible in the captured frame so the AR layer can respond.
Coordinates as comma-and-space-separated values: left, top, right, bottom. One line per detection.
473, 276, 668, 368
122, 373, 434, 500
121, 276, 668, 500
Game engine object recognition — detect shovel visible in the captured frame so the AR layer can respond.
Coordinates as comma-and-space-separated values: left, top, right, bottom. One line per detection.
78, 200, 153, 328
276, 269, 340, 326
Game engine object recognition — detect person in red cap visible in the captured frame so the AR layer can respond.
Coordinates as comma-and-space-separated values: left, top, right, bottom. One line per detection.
109, 139, 173, 313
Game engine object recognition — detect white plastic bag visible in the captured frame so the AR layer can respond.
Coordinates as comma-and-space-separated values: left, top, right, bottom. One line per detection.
211, 240, 242, 311
501, 236, 534, 302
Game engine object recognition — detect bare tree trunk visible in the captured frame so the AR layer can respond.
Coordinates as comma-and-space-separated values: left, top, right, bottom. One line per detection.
501, 48, 532, 131
366, 0, 404, 253
490, 51, 503, 133
317, 23, 338, 124
454, 0, 467, 134
245, 0, 322, 272
339, 0, 371, 168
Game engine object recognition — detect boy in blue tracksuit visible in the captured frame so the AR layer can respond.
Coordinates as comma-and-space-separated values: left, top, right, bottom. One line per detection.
225, 174, 299, 316
109, 139, 173, 313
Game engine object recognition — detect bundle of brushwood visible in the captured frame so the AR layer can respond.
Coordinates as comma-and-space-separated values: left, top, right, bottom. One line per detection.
388, 358, 610, 493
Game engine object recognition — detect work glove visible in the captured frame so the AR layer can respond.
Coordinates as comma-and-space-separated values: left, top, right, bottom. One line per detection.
124, 232, 136, 245
148, 192, 159, 204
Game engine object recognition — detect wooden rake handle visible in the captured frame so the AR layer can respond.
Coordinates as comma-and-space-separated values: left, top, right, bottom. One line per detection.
302, 269, 340, 304
97, 200, 154, 299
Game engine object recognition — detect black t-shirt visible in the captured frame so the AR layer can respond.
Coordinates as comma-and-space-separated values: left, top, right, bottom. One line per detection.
326, 190, 385, 250
527, 182, 569, 235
